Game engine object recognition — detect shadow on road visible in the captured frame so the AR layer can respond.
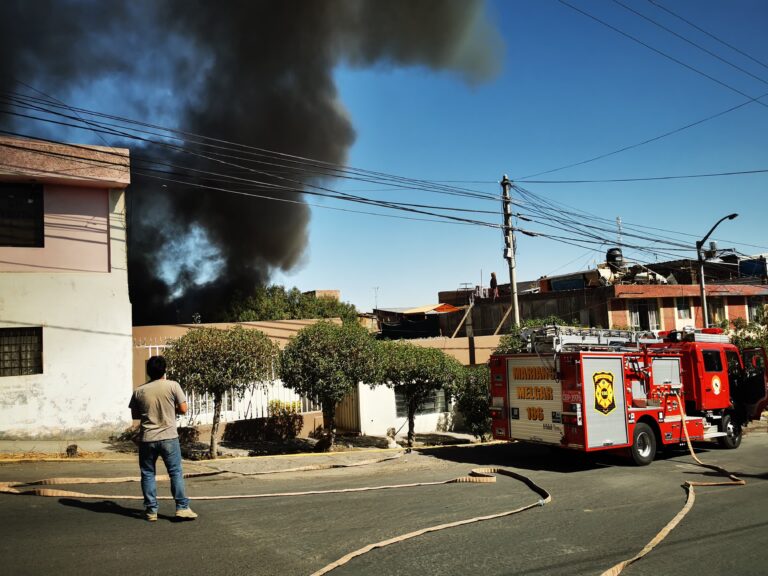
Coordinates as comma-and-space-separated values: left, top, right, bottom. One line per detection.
59, 498, 145, 519
415, 441, 622, 473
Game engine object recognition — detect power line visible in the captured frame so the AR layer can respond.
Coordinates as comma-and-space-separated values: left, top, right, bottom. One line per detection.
512, 184, 768, 275
0, 130, 690, 264
0, 134, 501, 229
512, 186, 693, 264
514, 89, 768, 180
519, 168, 768, 184
647, 0, 768, 72
1, 89, 502, 203
557, 0, 768, 108
517, 183, 768, 253
4, 85, 765, 271
14, 88, 761, 195
0, 99, 504, 224
613, 0, 768, 87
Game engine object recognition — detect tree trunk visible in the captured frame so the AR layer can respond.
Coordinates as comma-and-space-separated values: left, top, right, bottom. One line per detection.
209, 392, 222, 460
322, 405, 336, 452
407, 400, 417, 448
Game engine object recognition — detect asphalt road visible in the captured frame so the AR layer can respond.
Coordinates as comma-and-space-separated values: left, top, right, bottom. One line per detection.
1, 430, 766, 576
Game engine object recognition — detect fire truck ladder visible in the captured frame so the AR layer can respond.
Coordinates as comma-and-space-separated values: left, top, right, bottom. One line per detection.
524, 325, 659, 353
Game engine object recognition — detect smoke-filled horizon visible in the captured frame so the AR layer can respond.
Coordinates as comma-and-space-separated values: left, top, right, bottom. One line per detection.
0, 0, 502, 325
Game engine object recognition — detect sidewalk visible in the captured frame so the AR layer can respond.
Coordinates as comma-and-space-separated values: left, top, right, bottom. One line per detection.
0, 431, 479, 463
0, 439, 133, 460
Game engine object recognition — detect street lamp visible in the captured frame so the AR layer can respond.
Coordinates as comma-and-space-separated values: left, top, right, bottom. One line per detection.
696, 213, 738, 328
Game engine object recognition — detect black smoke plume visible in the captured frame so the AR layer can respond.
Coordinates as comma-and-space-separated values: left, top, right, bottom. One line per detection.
0, 0, 502, 324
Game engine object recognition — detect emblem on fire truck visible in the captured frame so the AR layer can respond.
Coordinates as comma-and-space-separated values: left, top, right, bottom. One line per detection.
593, 371, 616, 415
711, 375, 722, 395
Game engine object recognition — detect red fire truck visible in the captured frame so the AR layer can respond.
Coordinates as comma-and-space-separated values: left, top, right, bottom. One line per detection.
489, 326, 768, 465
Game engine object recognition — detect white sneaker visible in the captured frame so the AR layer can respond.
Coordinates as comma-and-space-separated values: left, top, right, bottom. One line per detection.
175, 508, 198, 520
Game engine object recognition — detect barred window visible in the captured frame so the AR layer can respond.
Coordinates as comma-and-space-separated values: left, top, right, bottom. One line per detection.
0, 184, 44, 247
395, 388, 447, 418
0, 327, 43, 376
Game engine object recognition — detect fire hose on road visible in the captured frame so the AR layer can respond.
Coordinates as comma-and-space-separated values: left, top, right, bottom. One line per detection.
0, 451, 552, 575
600, 393, 746, 576
0, 411, 748, 576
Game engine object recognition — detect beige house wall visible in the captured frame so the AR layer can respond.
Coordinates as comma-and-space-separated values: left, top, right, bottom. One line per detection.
410, 335, 502, 366
0, 185, 110, 272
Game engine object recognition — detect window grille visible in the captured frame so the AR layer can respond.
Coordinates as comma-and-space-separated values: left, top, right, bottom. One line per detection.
0, 327, 43, 377
395, 388, 447, 418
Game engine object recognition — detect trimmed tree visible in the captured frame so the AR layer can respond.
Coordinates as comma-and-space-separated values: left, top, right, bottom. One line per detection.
453, 364, 492, 441
381, 341, 463, 447
731, 309, 768, 352
279, 321, 381, 450
226, 284, 358, 324
165, 325, 279, 459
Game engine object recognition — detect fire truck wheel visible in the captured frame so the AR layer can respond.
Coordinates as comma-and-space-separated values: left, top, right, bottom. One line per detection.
631, 422, 656, 466
717, 414, 742, 449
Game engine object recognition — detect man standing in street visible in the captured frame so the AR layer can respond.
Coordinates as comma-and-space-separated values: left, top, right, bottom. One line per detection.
129, 355, 197, 522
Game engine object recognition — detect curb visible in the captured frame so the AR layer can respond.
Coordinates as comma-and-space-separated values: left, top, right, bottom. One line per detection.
0, 439, 499, 465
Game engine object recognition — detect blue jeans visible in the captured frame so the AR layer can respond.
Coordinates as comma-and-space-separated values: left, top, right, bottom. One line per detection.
139, 438, 189, 512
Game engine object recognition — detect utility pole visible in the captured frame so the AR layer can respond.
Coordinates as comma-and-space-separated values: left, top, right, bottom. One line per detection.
373, 286, 379, 311
500, 175, 520, 327
616, 216, 622, 247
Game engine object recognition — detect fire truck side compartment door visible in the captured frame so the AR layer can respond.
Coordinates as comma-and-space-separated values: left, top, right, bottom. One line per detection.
506, 356, 562, 444
582, 356, 628, 448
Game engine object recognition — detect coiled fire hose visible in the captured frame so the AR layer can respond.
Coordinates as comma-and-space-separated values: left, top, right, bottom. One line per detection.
600, 392, 746, 576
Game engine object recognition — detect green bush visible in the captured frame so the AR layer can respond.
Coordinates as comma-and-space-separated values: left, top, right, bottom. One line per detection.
495, 315, 567, 354
453, 365, 492, 441
266, 400, 304, 440
731, 309, 768, 352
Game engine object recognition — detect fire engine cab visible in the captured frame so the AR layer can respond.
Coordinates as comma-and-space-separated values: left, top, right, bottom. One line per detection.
489, 326, 768, 465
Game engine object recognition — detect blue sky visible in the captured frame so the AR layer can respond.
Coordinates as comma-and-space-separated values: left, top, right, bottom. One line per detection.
5, 0, 765, 317
273, 0, 768, 312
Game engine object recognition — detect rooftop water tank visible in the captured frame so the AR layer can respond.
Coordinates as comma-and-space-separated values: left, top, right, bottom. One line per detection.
606, 247, 624, 271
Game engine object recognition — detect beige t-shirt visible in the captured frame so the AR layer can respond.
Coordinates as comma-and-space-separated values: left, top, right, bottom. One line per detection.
129, 378, 187, 442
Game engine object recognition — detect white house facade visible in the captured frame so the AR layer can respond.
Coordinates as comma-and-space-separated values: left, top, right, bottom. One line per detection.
0, 136, 133, 438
